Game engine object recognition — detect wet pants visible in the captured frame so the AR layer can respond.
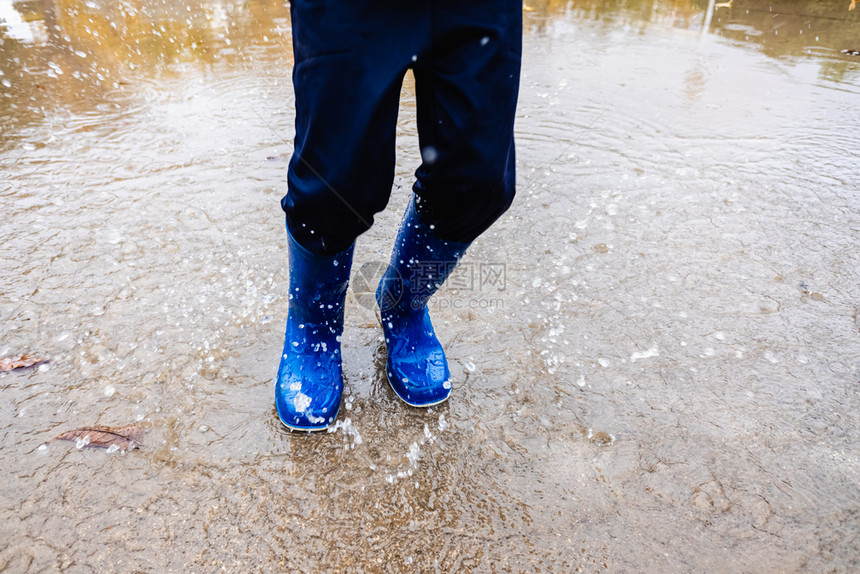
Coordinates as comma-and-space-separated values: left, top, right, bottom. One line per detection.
282, 0, 522, 255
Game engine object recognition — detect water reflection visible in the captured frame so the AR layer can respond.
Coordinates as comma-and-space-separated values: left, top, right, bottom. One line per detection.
0, 0, 292, 148
524, 0, 860, 79
2, 0, 856, 146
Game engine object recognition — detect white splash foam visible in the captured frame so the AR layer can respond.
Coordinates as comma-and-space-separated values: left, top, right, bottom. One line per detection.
293, 392, 311, 413
631, 345, 659, 362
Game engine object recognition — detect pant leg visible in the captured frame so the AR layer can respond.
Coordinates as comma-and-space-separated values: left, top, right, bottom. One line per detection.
411, 0, 522, 244
283, 1, 428, 255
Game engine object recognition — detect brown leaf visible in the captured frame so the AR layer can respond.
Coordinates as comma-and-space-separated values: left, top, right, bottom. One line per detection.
0, 355, 49, 372
51, 425, 143, 451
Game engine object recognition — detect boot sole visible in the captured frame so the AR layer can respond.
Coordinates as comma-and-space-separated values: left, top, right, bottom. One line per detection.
277, 408, 338, 432
385, 368, 451, 408
278, 418, 329, 432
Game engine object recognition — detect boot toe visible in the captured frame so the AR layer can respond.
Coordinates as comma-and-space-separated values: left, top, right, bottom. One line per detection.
275, 355, 342, 431
276, 385, 340, 431
386, 350, 452, 407
425, 351, 448, 385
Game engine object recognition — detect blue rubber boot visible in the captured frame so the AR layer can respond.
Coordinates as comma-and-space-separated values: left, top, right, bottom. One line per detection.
275, 230, 354, 431
375, 198, 470, 407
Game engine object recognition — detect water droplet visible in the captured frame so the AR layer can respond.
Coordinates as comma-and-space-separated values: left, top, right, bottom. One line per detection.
421, 146, 438, 164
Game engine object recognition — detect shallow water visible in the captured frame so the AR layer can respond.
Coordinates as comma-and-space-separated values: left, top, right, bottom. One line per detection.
1, 0, 859, 571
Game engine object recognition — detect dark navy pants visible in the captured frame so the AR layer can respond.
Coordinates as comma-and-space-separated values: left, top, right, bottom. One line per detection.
282, 0, 522, 255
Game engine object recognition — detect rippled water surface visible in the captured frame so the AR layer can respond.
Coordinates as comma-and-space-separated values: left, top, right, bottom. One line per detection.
2, 0, 859, 571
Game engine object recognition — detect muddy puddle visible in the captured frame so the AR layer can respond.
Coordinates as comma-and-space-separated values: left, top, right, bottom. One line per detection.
1, 0, 859, 571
